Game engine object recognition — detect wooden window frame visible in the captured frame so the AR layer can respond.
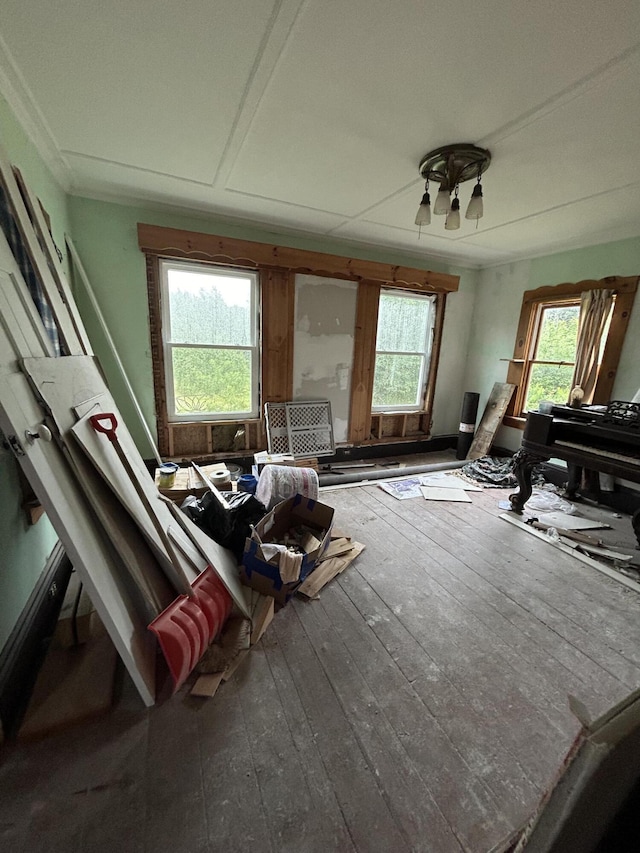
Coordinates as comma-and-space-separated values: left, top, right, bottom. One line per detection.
139, 224, 459, 457
159, 258, 261, 422
504, 275, 638, 430
371, 290, 437, 413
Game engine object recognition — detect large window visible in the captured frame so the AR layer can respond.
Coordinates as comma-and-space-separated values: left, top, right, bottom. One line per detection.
522, 298, 581, 413
506, 276, 637, 426
372, 291, 435, 410
160, 260, 259, 421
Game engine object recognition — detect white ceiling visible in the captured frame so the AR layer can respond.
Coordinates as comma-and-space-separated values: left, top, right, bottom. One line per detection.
1, 0, 640, 267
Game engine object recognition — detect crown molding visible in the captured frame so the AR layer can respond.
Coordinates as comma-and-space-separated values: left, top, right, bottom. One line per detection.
0, 36, 72, 192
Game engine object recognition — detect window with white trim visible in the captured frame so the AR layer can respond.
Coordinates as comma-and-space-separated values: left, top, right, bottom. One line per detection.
372, 290, 436, 411
160, 260, 260, 421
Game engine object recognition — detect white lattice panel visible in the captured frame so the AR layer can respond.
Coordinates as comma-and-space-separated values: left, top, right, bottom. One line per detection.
285, 401, 334, 457
265, 402, 290, 453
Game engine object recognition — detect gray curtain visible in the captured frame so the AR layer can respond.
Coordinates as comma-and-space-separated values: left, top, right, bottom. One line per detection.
570, 288, 614, 403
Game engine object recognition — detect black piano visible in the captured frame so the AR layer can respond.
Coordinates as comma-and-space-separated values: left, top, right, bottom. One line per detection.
509, 401, 640, 547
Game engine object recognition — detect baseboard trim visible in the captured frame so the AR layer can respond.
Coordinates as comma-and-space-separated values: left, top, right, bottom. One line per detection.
0, 542, 72, 739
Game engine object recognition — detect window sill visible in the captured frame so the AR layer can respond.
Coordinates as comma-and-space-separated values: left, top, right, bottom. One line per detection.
502, 415, 526, 431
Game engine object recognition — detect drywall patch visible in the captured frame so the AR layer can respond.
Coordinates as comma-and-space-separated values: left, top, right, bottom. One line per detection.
293, 275, 357, 443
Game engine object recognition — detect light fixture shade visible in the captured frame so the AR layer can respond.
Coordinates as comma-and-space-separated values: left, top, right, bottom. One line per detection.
465, 182, 484, 220
433, 185, 451, 215
444, 197, 460, 230
414, 191, 431, 226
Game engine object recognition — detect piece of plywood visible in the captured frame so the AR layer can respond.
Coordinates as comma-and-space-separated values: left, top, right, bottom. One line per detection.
63, 437, 177, 620
70, 407, 196, 595
421, 486, 473, 503
466, 382, 516, 460
420, 473, 482, 491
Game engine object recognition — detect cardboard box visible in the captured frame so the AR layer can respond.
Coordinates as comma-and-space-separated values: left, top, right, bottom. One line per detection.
241, 494, 334, 605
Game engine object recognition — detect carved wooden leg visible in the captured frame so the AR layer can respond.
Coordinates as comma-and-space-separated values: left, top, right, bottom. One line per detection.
565, 463, 583, 500
509, 448, 550, 513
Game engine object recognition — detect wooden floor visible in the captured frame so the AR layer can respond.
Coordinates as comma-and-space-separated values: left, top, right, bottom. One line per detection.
2, 477, 640, 852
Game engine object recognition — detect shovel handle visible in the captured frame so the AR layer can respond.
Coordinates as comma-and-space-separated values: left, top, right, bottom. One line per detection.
90, 412, 118, 442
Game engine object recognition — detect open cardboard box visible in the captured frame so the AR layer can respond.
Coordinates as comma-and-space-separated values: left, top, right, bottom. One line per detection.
241, 494, 334, 605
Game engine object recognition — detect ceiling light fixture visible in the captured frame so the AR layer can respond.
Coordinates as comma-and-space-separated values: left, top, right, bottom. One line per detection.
415, 143, 491, 233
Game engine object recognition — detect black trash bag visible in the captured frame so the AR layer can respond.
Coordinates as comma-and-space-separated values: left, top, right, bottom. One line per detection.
181, 491, 267, 561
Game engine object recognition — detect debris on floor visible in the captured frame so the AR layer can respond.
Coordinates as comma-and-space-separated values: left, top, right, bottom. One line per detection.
379, 469, 483, 501
501, 510, 640, 592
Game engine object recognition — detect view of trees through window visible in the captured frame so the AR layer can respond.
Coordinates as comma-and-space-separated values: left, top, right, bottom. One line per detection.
164, 264, 258, 417
372, 292, 434, 409
523, 303, 579, 412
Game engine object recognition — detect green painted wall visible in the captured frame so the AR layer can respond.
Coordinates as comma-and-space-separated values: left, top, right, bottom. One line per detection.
67, 195, 479, 453
464, 239, 640, 452
0, 94, 67, 649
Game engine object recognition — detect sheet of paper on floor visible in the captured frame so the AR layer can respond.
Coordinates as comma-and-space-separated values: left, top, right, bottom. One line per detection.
421, 486, 472, 502
536, 511, 610, 530
378, 478, 423, 500
420, 473, 482, 491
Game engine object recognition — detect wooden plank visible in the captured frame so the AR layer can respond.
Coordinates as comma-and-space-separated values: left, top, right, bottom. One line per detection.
221, 649, 249, 682
137, 223, 461, 292
466, 381, 516, 459
318, 536, 355, 561
261, 267, 294, 404
250, 595, 274, 645
190, 672, 224, 698
348, 280, 380, 443
298, 543, 366, 598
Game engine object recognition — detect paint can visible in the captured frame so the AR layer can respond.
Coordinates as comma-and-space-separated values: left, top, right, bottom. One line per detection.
158, 462, 179, 488
238, 474, 258, 495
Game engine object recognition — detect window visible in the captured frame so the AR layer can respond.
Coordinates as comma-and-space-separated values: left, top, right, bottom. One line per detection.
522, 298, 581, 412
142, 224, 456, 456
372, 290, 435, 411
160, 260, 259, 421
506, 277, 637, 426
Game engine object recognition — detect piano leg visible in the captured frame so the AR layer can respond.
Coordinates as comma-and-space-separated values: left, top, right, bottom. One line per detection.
565, 463, 583, 500
509, 448, 550, 513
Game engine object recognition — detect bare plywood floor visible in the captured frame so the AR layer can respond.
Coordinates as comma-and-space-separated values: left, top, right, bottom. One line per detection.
1, 478, 639, 852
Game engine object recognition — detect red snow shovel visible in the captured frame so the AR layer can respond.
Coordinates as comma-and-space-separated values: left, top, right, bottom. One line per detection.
148, 566, 233, 693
